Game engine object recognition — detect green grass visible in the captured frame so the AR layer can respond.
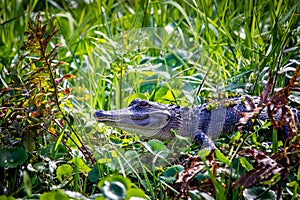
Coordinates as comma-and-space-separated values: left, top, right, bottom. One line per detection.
1, 0, 300, 199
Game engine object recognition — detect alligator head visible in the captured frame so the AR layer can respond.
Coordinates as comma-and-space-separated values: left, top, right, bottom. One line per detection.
94, 99, 183, 139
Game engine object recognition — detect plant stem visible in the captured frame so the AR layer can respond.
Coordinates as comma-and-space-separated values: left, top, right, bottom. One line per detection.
38, 32, 96, 164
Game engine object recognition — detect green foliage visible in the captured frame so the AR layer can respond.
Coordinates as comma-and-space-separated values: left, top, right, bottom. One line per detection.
56, 164, 73, 183
0, 147, 28, 168
238, 157, 253, 171
40, 190, 68, 200
215, 149, 230, 166
143, 139, 169, 158
0, 196, 15, 200
243, 187, 276, 200
1, 0, 300, 199
97, 175, 147, 200
160, 165, 184, 184
0, 11, 93, 197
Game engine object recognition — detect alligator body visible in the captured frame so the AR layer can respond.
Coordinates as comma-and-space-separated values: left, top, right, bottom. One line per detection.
94, 96, 299, 147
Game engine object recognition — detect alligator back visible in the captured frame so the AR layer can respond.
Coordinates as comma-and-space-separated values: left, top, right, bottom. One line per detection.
194, 95, 299, 142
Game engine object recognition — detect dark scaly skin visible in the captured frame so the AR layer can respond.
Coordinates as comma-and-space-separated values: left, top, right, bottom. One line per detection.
94, 96, 299, 148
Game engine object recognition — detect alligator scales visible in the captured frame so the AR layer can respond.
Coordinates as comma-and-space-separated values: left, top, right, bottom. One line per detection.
94, 96, 299, 147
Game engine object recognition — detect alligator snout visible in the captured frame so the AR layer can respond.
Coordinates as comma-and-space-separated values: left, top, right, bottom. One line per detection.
94, 110, 105, 119
94, 110, 118, 121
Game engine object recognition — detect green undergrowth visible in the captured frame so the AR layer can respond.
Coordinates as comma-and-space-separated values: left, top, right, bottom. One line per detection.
1, 0, 300, 199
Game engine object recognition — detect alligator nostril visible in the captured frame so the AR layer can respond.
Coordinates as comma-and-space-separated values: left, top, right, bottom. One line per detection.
94, 110, 105, 118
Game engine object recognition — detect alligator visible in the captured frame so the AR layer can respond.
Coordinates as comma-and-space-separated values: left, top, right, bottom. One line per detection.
94, 96, 299, 148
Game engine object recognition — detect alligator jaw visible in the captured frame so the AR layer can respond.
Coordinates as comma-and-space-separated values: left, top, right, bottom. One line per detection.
94, 99, 173, 138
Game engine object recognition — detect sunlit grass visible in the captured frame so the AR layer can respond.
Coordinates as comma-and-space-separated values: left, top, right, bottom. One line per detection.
1, 0, 300, 199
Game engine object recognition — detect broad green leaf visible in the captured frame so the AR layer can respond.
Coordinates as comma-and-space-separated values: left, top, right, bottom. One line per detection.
197, 149, 211, 159
88, 165, 99, 183
98, 175, 132, 190
239, 157, 253, 171
215, 149, 230, 166
147, 139, 167, 152
0, 147, 28, 168
161, 90, 176, 102
40, 190, 69, 200
194, 171, 210, 182
126, 188, 147, 200
111, 150, 118, 158
144, 139, 169, 158
243, 187, 276, 200
160, 165, 184, 183
154, 86, 169, 99
56, 164, 73, 182
70, 157, 91, 175
102, 181, 126, 200
232, 131, 241, 141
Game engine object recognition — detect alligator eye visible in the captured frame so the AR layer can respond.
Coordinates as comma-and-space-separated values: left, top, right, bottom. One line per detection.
140, 101, 149, 107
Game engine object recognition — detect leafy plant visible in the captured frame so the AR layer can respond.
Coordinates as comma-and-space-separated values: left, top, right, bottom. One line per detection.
0, 13, 94, 197
1, 0, 300, 199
